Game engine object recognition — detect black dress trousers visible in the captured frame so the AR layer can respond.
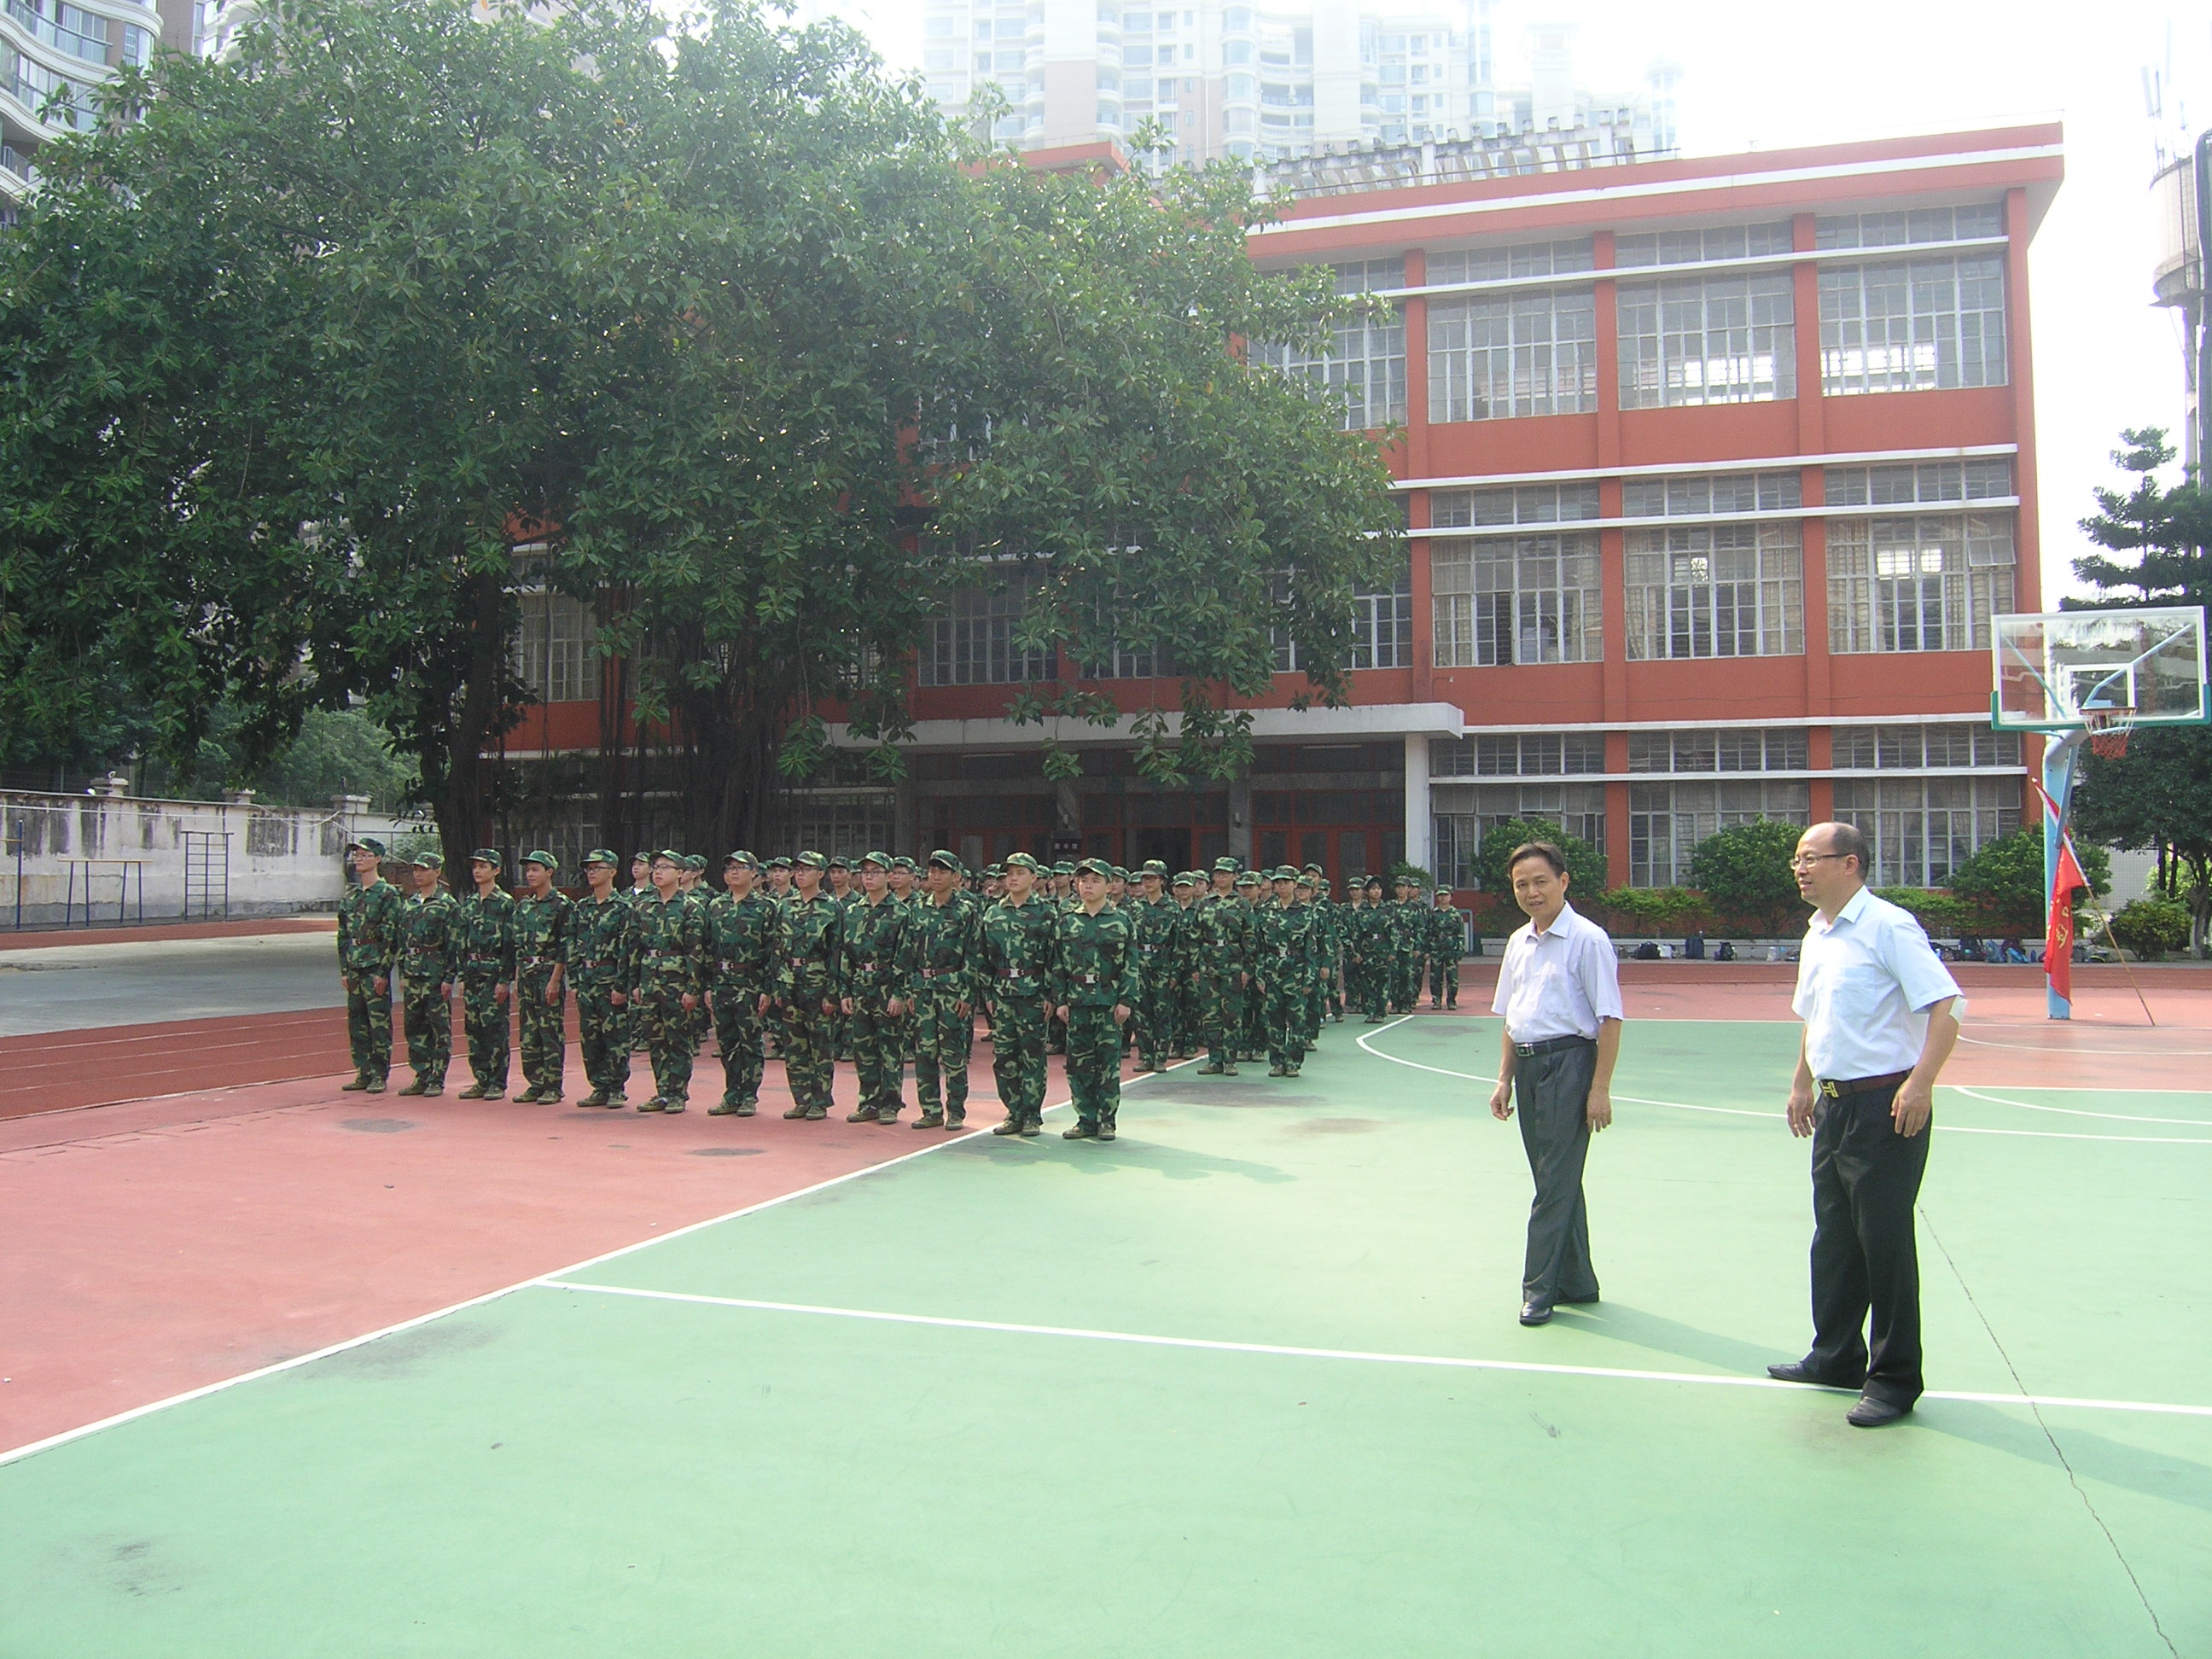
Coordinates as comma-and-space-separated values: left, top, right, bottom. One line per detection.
1803, 1080, 1931, 1406
1515, 1039, 1601, 1311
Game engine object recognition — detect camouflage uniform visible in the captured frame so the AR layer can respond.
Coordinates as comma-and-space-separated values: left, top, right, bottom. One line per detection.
395, 878, 456, 1092
451, 873, 517, 1095
1190, 876, 1254, 1074
902, 863, 982, 1128
566, 880, 637, 1104
1129, 883, 1184, 1072
1255, 878, 1326, 1074
1239, 882, 1272, 1060
1428, 899, 1466, 1008
704, 869, 777, 1115
1348, 899, 1390, 1021
841, 864, 912, 1123
980, 870, 1057, 1134
337, 860, 403, 1087
632, 882, 707, 1110
1388, 892, 1427, 1014
1052, 876, 1138, 1138
513, 864, 573, 1101
774, 876, 845, 1120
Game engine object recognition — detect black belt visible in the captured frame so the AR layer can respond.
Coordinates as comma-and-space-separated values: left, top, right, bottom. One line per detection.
1817, 1070, 1911, 1098
1514, 1034, 1595, 1058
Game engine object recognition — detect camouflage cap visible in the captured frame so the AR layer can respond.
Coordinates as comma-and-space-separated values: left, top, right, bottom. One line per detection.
856, 851, 890, 871
1108, 865, 1128, 882
345, 837, 388, 858
1074, 856, 1113, 879
1212, 856, 1241, 874
892, 855, 917, 872
470, 847, 504, 868
649, 848, 684, 866
1170, 870, 1196, 888
1295, 872, 1317, 889
1139, 859, 1168, 877
983, 862, 1006, 879
632, 850, 653, 863
1301, 861, 1325, 874
1365, 873, 1388, 889
795, 850, 828, 870
1233, 870, 1261, 888
725, 849, 760, 869
683, 853, 707, 872
926, 848, 963, 872
767, 855, 793, 870
580, 848, 619, 869
521, 849, 558, 870
1393, 870, 1417, 884
412, 850, 445, 870
1003, 852, 1042, 873
827, 854, 851, 871
1272, 865, 1300, 882
1051, 861, 1075, 876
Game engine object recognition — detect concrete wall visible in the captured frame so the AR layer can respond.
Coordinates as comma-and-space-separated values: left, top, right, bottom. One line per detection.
0, 783, 424, 929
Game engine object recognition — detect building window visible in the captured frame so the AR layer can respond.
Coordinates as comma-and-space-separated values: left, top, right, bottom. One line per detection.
1621, 470, 1802, 518
1833, 724, 2022, 770
1272, 562, 1412, 672
1616, 271, 1796, 407
1627, 728, 1807, 772
1428, 287, 1598, 422
1827, 514, 2015, 654
1254, 259, 1406, 431
1832, 777, 2022, 888
920, 582, 1051, 686
1814, 202, 2004, 250
1432, 732, 1606, 777
1429, 480, 1599, 527
1433, 783, 1608, 888
1628, 780, 1810, 887
512, 591, 602, 705
1823, 458, 2014, 507
1431, 534, 1603, 667
1425, 239, 1594, 285
1819, 256, 2007, 395
1613, 221, 1793, 267
786, 790, 899, 862
1625, 523, 1802, 660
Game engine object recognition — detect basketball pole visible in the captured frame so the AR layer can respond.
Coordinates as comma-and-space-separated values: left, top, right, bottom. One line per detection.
2042, 728, 2087, 1022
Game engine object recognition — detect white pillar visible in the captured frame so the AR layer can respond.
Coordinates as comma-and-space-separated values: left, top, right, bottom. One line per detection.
1403, 732, 1430, 876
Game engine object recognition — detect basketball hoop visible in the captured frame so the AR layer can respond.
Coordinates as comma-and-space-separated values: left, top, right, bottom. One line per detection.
2085, 707, 2137, 760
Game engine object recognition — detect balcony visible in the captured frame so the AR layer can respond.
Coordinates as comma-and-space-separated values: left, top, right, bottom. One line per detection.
4, 0, 109, 65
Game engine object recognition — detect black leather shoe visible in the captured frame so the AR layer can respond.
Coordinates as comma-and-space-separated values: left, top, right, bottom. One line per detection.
1847, 1394, 1911, 1428
1767, 1360, 1864, 1388
1519, 1301, 1552, 1326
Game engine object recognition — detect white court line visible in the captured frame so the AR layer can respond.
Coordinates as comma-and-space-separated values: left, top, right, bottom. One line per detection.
1354, 1026, 2212, 1145
1950, 1086, 2212, 1127
533, 1279, 2212, 1422
1959, 1034, 2212, 1056
0, 1058, 1192, 1468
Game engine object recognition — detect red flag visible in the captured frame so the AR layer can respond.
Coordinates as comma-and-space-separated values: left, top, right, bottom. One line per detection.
2047, 836, 2087, 1004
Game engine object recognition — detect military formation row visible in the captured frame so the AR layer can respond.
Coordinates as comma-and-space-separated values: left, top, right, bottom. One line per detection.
334, 840, 1474, 1142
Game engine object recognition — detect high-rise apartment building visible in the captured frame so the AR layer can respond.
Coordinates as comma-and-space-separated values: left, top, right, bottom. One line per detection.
921, 0, 1668, 168
0, 0, 195, 221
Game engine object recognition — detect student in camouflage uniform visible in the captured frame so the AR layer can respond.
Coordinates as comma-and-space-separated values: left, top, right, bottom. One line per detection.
1306, 865, 1343, 1027
1428, 888, 1467, 1009
1350, 876, 1391, 1021
632, 850, 707, 1112
337, 837, 402, 1092
761, 855, 794, 1059
704, 851, 777, 1116
394, 852, 455, 1096
1167, 871, 1201, 1058
1043, 861, 1076, 1056
1191, 859, 1253, 1076
1388, 874, 1425, 1015
841, 852, 912, 1123
904, 849, 982, 1130
1254, 867, 1323, 1075
1127, 859, 1182, 1073
1293, 871, 1326, 1050
451, 851, 517, 1097
1237, 870, 1270, 1061
568, 849, 637, 1108
981, 852, 1057, 1137
775, 851, 845, 1121
1053, 857, 1138, 1140
512, 851, 573, 1103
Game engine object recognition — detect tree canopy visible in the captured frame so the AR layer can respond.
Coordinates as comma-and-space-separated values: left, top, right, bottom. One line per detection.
1471, 817, 1607, 900
0, 0, 1399, 868
1686, 818, 1803, 932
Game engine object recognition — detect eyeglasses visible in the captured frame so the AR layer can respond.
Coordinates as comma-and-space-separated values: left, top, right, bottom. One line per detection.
1789, 853, 1848, 870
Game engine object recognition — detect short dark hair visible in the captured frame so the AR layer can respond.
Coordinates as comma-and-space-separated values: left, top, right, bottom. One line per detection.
1506, 841, 1569, 878
1824, 821, 1869, 876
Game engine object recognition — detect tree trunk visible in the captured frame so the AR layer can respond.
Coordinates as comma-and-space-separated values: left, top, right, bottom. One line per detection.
431, 569, 512, 876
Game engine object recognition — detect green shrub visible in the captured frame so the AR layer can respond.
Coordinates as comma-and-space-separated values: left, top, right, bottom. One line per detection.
1471, 818, 1607, 900
2108, 897, 2191, 961
1687, 819, 1806, 933
1598, 886, 1711, 935
1873, 888, 1982, 934
1946, 827, 2109, 930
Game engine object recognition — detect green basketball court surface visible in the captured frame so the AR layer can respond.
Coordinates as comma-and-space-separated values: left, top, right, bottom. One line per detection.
4, 1010, 2207, 1657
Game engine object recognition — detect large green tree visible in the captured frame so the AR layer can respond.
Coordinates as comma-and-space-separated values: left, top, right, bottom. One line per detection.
2070, 428, 2212, 955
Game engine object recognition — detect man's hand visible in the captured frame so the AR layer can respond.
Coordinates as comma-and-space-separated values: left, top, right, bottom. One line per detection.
1586, 1085, 1613, 1133
1112, 1003, 1131, 1026
755, 993, 770, 1016
1054, 1004, 1070, 1023
1786, 1082, 1818, 1138
840, 996, 855, 1016
544, 983, 561, 1007
1891, 1077, 1934, 1138
887, 998, 906, 1018
494, 983, 509, 1004
372, 976, 387, 996
610, 989, 626, 1007
820, 998, 837, 1016
1489, 1079, 1514, 1121
680, 992, 698, 1012
955, 999, 970, 1017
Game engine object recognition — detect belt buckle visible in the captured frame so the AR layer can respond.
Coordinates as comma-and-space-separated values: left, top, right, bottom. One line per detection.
1818, 1079, 1842, 1098
1515, 1042, 1535, 1058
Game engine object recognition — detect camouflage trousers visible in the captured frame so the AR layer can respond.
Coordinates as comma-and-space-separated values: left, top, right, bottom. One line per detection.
991, 997, 1050, 1126
1199, 975, 1243, 1065
1133, 977, 1178, 1070
1064, 1004, 1123, 1129
1242, 975, 1267, 1058
1348, 955, 1387, 1019
345, 970, 393, 1082
574, 983, 631, 1095
1260, 974, 1311, 1070
847, 995, 906, 1116
780, 997, 835, 1112
459, 974, 509, 1091
636, 981, 696, 1103
1303, 968, 1328, 1044
911, 988, 974, 1120
711, 986, 765, 1108
1173, 981, 1202, 1056
399, 977, 450, 1087
517, 968, 566, 1094
1388, 953, 1423, 1015
1427, 954, 1460, 1006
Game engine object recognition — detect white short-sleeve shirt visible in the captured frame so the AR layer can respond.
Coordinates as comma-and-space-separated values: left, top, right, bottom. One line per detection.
1492, 903, 1624, 1043
1792, 886, 1965, 1080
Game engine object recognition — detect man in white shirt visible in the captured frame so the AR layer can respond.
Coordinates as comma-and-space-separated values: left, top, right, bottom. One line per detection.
1771, 821, 1962, 1428
1489, 841, 1624, 1327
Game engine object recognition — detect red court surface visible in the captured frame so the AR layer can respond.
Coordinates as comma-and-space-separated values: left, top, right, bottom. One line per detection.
0, 915, 336, 952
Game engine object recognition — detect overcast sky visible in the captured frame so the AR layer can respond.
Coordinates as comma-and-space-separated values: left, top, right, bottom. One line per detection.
802, 0, 2209, 603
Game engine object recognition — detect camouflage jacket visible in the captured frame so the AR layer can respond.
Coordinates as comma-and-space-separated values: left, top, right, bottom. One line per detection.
773, 892, 845, 1004
1051, 905, 1138, 1009
566, 893, 637, 990
395, 888, 455, 986
1188, 892, 1254, 982
703, 890, 779, 995
1254, 899, 1326, 991
1128, 895, 1185, 988
1344, 904, 1387, 962
450, 888, 517, 980
899, 890, 983, 1004
980, 894, 1057, 1002
841, 894, 911, 1005
1430, 905, 1469, 958
1390, 899, 1429, 954
632, 890, 707, 997
513, 891, 573, 982
337, 876, 403, 976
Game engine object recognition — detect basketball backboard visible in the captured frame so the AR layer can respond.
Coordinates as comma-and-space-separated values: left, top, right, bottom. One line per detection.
1991, 607, 2209, 732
